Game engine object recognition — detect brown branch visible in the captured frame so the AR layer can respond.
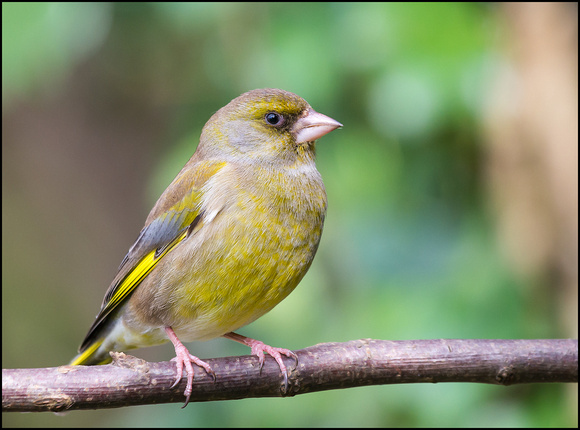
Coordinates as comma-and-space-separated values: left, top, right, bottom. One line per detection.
2, 338, 577, 412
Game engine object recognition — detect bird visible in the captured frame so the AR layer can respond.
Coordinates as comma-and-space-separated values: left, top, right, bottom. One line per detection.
69, 88, 342, 406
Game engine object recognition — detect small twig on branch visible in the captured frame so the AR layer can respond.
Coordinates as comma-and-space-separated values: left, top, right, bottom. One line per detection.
2, 338, 577, 412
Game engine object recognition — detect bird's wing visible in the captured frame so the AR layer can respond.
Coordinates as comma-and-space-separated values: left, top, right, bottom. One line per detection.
77, 160, 227, 353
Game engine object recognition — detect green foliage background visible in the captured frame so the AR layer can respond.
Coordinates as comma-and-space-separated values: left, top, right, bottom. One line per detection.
2, 2, 576, 427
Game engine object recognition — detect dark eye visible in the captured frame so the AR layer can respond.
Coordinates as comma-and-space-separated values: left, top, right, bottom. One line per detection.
265, 112, 284, 126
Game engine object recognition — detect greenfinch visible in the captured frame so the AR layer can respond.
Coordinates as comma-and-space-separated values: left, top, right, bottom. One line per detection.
70, 88, 342, 405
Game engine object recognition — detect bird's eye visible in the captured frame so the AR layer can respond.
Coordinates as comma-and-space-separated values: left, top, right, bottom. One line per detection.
265, 112, 284, 126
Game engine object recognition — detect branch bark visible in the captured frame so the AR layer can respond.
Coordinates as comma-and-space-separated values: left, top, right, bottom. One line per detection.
3, 338, 577, 412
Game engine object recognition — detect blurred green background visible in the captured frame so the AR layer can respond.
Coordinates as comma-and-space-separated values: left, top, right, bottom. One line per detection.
2, 2, 577, 427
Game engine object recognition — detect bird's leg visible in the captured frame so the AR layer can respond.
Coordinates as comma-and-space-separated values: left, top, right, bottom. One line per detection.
223, 331, 297, 392
165, 326, 215, 407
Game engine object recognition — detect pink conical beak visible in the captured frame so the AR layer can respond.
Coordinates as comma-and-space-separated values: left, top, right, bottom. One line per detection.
293, 109, 342, 144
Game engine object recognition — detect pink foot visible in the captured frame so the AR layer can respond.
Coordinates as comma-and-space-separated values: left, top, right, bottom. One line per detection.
223, 332, 297, 391
165, 327, 215, 407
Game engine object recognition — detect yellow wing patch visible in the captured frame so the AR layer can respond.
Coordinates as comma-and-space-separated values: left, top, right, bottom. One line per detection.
77, 223, 196, 354
102, 228, 189, 317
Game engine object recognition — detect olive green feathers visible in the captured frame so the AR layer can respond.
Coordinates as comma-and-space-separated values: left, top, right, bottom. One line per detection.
70, 88, 342, 404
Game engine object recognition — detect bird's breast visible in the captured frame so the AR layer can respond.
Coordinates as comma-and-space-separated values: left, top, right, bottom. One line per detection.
127, 164, 327, 342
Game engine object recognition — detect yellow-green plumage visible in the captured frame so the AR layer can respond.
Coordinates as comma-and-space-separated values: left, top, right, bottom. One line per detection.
70, 89, 341, 403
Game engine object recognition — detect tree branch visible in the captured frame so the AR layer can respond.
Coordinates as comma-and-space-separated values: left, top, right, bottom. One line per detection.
3, 338, 577, 412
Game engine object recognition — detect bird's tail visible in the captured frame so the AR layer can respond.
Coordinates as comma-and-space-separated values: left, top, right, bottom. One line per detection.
69, 338, 112, 366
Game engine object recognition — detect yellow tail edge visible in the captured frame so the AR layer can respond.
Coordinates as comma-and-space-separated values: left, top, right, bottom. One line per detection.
69, 339, 110, 366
